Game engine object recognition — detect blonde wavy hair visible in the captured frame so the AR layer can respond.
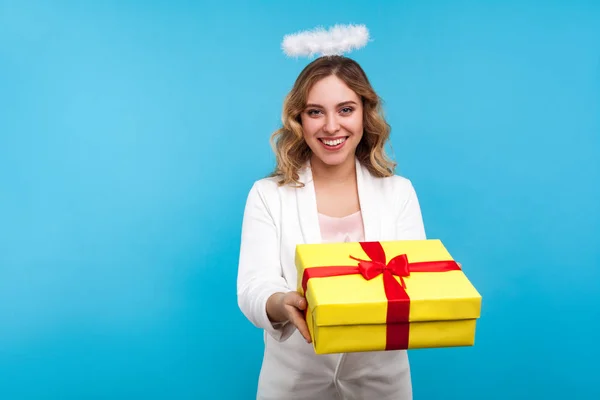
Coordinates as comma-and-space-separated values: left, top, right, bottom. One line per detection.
270, 55, 396, 187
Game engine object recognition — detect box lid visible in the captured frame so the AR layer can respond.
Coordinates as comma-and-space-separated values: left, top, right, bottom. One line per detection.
295, 239, 482, 327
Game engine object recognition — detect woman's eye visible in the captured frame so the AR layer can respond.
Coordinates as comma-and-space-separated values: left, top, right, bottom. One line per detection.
340, 107, 353, 114
307, 109, 321, 116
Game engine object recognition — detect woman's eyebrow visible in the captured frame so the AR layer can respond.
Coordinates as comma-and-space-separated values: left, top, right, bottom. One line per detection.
305, 100, 358, 108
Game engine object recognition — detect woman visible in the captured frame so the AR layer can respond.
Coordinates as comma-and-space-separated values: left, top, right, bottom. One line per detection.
237, 55, 426, 400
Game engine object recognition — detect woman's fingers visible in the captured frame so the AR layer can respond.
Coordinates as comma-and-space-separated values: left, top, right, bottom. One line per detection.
282, 292, 312, 343
284, 292, 306, 310
287, 305, 312, 343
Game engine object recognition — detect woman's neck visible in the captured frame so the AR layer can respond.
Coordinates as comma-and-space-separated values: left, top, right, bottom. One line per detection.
310, 155, 356, 186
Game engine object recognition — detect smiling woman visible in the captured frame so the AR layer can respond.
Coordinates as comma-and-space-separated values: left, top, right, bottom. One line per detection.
236, 27, 429, 400
269, 55, 396, 189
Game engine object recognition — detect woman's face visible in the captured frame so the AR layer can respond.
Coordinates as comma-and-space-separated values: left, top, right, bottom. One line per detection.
300, 75, 364, 170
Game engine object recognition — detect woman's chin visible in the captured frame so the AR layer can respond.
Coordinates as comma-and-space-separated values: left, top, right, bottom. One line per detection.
312, 151, 354, 168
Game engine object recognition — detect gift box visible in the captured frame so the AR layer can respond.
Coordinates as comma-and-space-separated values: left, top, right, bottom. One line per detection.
295, 239, 482, 355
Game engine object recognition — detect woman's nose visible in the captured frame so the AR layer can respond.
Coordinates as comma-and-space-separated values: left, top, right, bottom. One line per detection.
323, 115, 340, 133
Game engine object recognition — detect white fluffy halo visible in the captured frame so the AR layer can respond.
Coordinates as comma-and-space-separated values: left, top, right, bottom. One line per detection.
281, 24, 370, 58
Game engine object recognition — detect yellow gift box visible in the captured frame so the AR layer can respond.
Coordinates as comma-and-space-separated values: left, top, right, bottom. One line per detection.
295, 239, 482, 355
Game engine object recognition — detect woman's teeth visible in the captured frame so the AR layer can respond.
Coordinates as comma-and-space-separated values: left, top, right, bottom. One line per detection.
321, 137, 346, 146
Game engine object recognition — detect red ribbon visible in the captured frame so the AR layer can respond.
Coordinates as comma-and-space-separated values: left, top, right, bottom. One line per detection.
301, 241, 461, 350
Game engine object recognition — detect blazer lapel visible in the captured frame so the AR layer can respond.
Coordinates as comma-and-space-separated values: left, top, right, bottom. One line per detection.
355, 158, 382, 241
295, 162, 322, 244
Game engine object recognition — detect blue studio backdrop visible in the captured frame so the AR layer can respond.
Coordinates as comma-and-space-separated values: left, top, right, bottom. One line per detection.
1, 1, 599, 399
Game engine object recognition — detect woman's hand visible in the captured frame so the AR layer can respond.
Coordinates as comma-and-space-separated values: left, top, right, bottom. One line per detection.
266, 292, 312, 343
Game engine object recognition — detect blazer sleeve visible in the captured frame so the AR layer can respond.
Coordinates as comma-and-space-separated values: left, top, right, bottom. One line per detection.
237, 181, 295, 341
395, 179, 427, 240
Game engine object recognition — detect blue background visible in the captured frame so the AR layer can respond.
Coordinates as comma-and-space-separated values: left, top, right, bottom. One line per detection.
1, 1, 599, 399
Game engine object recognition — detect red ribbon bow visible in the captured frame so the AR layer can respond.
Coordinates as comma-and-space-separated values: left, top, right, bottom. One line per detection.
352, 251, 410, 288
301, 241, 461, 350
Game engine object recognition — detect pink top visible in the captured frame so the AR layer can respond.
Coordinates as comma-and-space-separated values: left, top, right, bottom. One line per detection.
317, 211, 365, 243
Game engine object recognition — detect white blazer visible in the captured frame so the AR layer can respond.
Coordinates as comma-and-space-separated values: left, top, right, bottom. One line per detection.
237, 158, 427, 400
